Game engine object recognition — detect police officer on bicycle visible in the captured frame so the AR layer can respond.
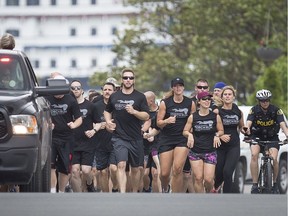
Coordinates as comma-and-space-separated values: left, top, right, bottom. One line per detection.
245, 89, 288, 194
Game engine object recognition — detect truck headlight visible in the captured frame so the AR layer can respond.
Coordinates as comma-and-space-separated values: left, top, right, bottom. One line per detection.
9, 115, 38, 134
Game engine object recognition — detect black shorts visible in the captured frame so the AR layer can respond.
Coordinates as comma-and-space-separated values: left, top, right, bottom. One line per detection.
183, 157, 191, 173
94, 149, 117, 170
158, 143, 187, 154
72, 150, 95, 167
111, 137, 144, 168
51, 137, 71, 175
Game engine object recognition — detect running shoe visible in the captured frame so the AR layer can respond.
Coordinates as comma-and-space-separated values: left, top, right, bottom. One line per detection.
250, 185, 259, 194
64, 184, 73, 193
86, 182, 97, 192
112, 188, 119, 193
162, 184, 171, 193
272, 184, 280, 194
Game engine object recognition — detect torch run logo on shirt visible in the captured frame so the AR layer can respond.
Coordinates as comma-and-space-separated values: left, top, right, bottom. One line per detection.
115, 100, 135, 110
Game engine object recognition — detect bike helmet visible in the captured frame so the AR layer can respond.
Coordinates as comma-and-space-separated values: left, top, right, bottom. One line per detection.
256, 89, 272, 100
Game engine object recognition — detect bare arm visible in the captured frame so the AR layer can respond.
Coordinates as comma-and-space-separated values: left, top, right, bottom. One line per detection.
183, 114, 194, 148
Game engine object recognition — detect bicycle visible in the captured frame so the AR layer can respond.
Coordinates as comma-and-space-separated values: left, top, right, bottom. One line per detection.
244, 137, 288, 194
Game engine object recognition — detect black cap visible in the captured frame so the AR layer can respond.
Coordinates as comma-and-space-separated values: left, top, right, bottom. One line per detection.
171, 77, 184, 88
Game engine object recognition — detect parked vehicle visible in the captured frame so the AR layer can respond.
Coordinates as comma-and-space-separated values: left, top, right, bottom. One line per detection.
232, 106, 287, 194
0, 49, 69, 192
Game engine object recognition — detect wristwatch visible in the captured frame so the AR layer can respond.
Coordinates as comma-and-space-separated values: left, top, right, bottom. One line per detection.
93, 128, 97, 133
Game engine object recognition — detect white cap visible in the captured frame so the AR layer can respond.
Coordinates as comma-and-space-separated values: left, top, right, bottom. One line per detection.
106, 77, 120, 87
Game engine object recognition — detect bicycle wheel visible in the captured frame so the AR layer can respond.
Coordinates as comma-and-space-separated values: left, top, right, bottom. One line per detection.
263, 162, 273, 193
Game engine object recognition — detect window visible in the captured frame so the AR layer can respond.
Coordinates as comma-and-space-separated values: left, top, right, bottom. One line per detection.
6, 0, 19, 6
91, 0, 97, 5
71, 0, 77, 5
111, 27, 118, 35
70, 28, 76, 36
34, 60, 40, 68
50, 59, 56, 68
91, 59, 97, 67
26, 0, 39, 6
91, 28, 97, 36
51, 0, 56, 5
6, 29, 20, 37
71, 59, 77, 68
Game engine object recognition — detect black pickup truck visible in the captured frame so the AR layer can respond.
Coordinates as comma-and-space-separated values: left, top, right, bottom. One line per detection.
0, 49, 69, 192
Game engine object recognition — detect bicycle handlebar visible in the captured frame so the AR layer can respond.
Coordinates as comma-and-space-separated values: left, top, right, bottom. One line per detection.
243, 136, 288, 146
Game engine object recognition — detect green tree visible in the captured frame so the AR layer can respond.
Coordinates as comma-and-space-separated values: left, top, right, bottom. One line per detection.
90, 0, 287, 102
248, 56, 287, 115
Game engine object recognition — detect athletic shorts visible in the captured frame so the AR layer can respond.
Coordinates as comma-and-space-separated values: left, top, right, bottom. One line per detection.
158, 142, 187, 154
51, 137, 71, 175
111, 137, 144, 168
183, 157, 191, 173
249, 137, 280, 152
146, 153, 157, 169
72, 150, 94, 167
188, 150, 217, 165
94, 149, 117, 170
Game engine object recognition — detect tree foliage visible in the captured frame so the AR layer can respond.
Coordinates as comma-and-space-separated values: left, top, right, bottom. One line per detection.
90, 0, 287, 104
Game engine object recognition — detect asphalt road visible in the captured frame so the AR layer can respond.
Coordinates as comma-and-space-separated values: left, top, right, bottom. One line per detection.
0, 193, 287, 216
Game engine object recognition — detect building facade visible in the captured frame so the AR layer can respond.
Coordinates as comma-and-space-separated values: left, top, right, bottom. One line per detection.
0, 0, 138, 82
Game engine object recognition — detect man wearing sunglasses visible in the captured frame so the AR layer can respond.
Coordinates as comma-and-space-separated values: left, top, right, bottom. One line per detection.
245, 89, 288, 194
104, 68, 150, 193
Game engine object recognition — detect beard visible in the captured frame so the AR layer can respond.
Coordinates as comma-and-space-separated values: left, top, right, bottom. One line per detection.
123, 83, 134, 90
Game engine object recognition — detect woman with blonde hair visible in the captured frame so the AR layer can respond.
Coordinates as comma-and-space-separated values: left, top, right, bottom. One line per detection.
212, 85, 245, 193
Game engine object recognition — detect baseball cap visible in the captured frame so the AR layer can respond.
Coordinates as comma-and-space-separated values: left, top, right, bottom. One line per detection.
214, 82, 226, 89
171, 77, 184, 87
106, 77, 120, 87
197, 91, 213, 99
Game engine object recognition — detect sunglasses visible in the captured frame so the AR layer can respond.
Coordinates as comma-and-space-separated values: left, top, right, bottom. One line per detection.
71, 86, 81, 91
201, 97, 212, 101
259, 99, 270, 103
197, 86, 209, 90
122, 76, 134, 80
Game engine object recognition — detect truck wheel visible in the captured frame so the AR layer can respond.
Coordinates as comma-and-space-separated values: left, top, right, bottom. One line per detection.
41, 147, 51, 192
19, 154, 42, 192
231, 161, 245, 193
277, 159, 287, 194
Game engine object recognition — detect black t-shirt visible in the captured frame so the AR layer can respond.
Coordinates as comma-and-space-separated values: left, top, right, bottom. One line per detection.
105, 89, 150, 141
93, 99, 113, 152
192, 110, 217, 153
218, 103, 241, 147
73, 99, 97, 151
158, 96, 192, 146
46, 94, 82, 140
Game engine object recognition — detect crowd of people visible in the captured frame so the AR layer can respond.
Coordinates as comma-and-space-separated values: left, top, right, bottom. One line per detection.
1, 33, 288, 194
48, 72, 288, 194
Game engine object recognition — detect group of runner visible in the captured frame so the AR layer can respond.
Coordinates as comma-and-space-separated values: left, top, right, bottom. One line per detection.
49, 69, 288, 194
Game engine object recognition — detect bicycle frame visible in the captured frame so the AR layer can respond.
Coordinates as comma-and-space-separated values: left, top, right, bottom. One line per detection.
258, 144, 274, 193
244, 137, 287, 194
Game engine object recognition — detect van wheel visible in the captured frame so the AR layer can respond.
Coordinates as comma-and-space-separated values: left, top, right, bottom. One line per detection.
277, 159, 287, 194
232, 161, 245, 193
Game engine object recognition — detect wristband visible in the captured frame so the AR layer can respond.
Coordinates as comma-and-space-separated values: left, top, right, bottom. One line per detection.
215, 132, 219, 137
93, 128, 97, 133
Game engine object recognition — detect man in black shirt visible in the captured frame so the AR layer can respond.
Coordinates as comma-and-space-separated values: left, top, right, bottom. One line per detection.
104, 68, 150, 193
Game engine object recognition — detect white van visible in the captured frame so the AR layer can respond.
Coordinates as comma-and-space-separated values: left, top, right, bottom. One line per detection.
231, 106, 287, 194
